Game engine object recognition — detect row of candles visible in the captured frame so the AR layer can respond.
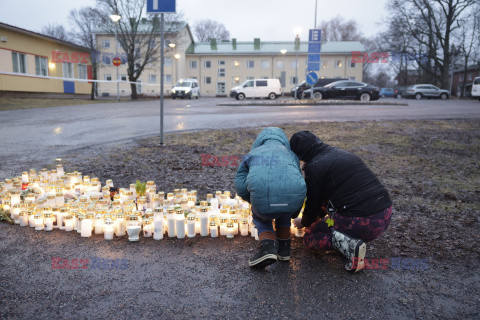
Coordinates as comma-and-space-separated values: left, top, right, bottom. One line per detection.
0, 166, 306, 241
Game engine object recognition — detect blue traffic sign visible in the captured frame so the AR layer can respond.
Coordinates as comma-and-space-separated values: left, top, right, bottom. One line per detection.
308, 54, 321, 62
147, 0, 176, 13
306, 72, 318, 85
309, 29, 322, 42
307, 62, 320, 71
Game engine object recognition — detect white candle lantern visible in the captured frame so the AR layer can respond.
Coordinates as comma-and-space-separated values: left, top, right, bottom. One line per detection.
206, 193, 213, 204
55, 192, 64, 207
137, 198, 147, 212
56, 164, 64, 177
240, 219, 249, 236
226, 222, 234, 239
167, 207, 176, 238
12, 204, 21, 224
210, 221, 218, 238
10, 191, 21, 206
34, 213, 44, 230
28, 210, 36, 227
81, 213, 93, 237
186, 213, 196, 238
106, 179, 114, 188
44, 212, 54, 231
126, 215, 141, 241
19, 211, 28, 226
64, 214, 74, 231
104, 218, 114, 240
175, 209, 186, 239
94, 213, 105, 234
200, 207, 209, 237
153, 210, 164, 241
143, 219, 153, 238
115, 212, 126, 237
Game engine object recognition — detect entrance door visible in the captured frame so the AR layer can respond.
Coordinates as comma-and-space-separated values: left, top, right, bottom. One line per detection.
217, 82, 226, 96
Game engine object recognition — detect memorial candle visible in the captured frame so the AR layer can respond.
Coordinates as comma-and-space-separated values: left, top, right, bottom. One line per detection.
28, 210, 35, 227
81, 213, 93, 237
143, 219, 153, 238
94, 213, 104, 235
115, 212, 126, 237
167, 207, 176, 238
64, 215, 74, 231
153, 209, 164, 241
175, 209, 186, 239
44, 212, 54, 231
240, 219, 249, 236
126, 215, 141, 241
210, 221, 218, 238
186, 213, 196, 238
226, 222, 234, 239
104, 218, 114, 240
200, 207, 209, 237
34, 213, 44, 230
12, 204, 21, 224
19, 211, 28, 226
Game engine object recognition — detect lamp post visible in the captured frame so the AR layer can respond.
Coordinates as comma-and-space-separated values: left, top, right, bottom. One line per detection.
110, 14, 121, 102
280, 49, 287, 97
174, 53, 180, 83
168, 42, 176, 84
293, 28, 302, 98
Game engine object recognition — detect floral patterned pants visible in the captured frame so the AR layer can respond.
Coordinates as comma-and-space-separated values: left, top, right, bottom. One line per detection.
303, 206, 393, 252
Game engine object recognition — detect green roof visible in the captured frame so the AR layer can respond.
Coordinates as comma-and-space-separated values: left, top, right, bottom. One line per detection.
186, 41, 365, 55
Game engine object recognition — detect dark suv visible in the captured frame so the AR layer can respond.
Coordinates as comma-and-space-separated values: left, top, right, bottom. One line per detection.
291, 78, 347, 99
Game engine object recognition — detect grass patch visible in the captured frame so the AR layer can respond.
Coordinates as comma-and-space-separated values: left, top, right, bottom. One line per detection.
0, 97, 141, 111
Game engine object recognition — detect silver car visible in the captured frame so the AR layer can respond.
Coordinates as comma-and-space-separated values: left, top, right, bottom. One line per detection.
404, 84, 450, 100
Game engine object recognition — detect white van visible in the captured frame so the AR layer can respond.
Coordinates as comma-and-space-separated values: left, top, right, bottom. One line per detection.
230, 79, 282, 100
472, 77, 480, 101
171, 78, 200, 99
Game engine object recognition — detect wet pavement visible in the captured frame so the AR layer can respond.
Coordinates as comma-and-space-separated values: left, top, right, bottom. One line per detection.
1, 97, 479, 179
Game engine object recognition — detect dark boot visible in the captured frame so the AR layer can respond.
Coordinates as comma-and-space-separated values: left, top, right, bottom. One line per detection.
249, 231, 278, 268
331, 229, 366, 272
276, 238, 291, 261
275, 226, 292, 261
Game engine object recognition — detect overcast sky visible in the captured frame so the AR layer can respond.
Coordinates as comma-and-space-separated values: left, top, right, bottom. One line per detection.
0, 0, 388, 41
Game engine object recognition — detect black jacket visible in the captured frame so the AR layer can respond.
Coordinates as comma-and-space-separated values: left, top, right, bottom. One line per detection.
290, 131, 392, 228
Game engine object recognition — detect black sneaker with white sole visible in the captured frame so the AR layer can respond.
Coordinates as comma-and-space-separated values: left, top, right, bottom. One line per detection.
249, 240, 279, 268
276, 238, 291, 261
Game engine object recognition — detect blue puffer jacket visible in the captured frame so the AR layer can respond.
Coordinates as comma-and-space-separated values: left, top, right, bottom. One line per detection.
234, 127, 307, 215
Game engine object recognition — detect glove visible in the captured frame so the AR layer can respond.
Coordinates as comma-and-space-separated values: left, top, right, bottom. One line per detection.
292, 217, 304, 229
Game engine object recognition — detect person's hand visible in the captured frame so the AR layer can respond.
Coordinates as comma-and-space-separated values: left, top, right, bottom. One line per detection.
293, 217, 304, 229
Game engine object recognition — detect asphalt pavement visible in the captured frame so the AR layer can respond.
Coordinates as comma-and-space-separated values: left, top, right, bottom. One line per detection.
1, 96, 479, 179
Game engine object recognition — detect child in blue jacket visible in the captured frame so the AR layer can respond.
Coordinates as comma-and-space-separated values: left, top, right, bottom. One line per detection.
235, 127, 306, 268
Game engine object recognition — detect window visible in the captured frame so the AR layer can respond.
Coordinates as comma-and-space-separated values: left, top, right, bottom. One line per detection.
104, 74, 112, 81
335, 60, 343, 68
218, 68, 225, 77
290, 76, 298, 85
35, 56, 48, 76
62, 62, 74, 78
247, 76, 254, 80
323, 61, 329, 69
218, 60, 225, 66
474, 78, 480, 85
12, 52, 27, 74
204, 61, 211, 68
349, 60, 356, 68
261, 60, 269, 69
164, 57, 172, 66
121, 75, 127, 81
468, 74, 473, 81
244, 80, 254, 87
102, 39, 110, 48
204, 77, 212, 84
165, 75, 172, 84
349, 76, 356, 81
190, 61, 197, 69
247, 60, 255, 68
261, 76, 269, 79
256, 80, 267, 87
459, 74, 464, 81
276, 60, 284, 69
78, 64, 87, 80
149, 74, 157, 83
291, 61, 298, 69
103, 55, 111, 65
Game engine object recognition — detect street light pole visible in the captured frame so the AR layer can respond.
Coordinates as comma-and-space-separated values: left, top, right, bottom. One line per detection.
280, 49, 287, 97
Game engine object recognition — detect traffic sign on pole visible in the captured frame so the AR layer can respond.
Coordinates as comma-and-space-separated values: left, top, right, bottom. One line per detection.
112, 57, 121, 67
147, 0, 176, 13
147, 0, 177, 145
306, 72, 318, 85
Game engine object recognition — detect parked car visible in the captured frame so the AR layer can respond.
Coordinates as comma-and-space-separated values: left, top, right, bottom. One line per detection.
393, 86, 408, 99
404, 84, 450, 100
380, 88, 394, 98
230, 79, 281, 100
302, 80, 380, 101
472, 77, 480, 101
171, 79, 200, 99
291, 78, 347, 99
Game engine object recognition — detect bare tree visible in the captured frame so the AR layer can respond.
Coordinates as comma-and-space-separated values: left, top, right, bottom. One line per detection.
193, 19, 230, 42
41, 24, 70, 42
96, 0, 184, 99
69, 7, 104, 100
318, 16, 364, 42
386, 0, 477, 89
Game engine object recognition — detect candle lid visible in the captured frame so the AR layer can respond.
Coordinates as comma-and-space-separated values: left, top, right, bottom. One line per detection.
154, 207, 163, 213
86, 213, 94, 219
210, 221, 217, 226
143, 218, 152, 225
104, 218, 114, 225
175, 208, 184, 215
227, 222, 234, 228
200, 201, 208, 207
187, 213, 196, 221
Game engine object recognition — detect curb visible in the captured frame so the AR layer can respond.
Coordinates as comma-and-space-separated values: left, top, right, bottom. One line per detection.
217, 100, 409, 107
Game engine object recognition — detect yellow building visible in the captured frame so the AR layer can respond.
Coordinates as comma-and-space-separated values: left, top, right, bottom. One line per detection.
0, 22, 92, 95
96, 25, 364, 97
